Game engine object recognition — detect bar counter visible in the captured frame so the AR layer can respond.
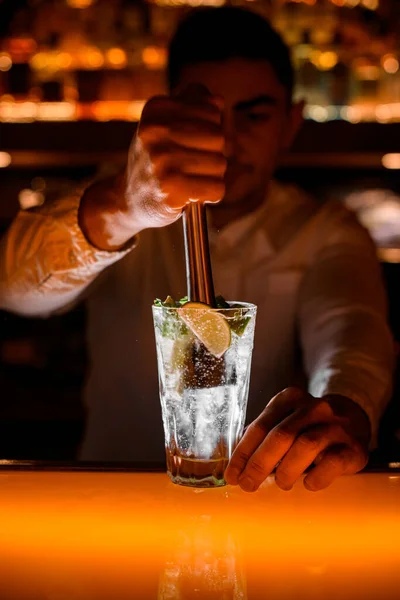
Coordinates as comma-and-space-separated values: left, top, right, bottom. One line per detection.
1, 463, 399, 599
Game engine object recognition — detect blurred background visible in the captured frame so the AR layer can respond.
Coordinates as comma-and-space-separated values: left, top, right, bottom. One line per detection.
0, 0, 399, 463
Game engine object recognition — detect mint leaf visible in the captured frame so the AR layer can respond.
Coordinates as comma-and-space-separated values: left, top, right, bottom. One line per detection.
229, 315, 250, 336
215, 295, 229, 308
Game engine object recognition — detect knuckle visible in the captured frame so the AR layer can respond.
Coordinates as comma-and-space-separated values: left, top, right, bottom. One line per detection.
283, 386, 302, 395
314, 398, 333, 417
272, 387, 306, 407
323, 452, 345, 471
211, 180, 225, 199
215, 135, 225, 152
329, 423, 346, 439
217, 154, 228, 170
161, 173, 181, 199
297, 431, 321, 454
248, 419, 269, 437
142, 94, 170, 114
271, 426, 293, 447
152, 155, 170, 180
247, 459, 267, 478
138, 123, 168, 146
235, 449, 251, 464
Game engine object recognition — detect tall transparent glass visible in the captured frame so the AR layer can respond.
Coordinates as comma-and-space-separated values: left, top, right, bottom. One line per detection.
152, 302, 257, 488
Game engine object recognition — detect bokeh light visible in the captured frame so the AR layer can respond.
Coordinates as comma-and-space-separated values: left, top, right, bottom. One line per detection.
106, 48, 128, 68
67, 0, 96, 7
142, 46, 167, 69
382, 54, 399, 75
0, 53, 12, 72
382, 154, 400, 170
82, 48, 104, 69
18, 189, 45, 210
0, 152, 12, 168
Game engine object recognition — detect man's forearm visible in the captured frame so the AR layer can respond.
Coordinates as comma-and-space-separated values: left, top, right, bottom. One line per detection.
0, 186, 134, 317
78, 173, 140, 252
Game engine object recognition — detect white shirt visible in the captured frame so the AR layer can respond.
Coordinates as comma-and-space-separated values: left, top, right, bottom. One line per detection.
0, 180, 394, 460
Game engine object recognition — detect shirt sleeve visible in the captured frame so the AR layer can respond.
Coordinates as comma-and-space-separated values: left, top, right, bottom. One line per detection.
297, 206, 395, 448
0, 185, 136, 318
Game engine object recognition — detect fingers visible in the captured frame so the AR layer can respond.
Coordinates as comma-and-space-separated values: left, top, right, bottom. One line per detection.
134, 90, 226, 212
303, 443, 368, 492
225, 390, 369, 494
152, 143, 227, 179
141, 93, 223, 130
274, 423, 352, 491
139, 118, 224, 153
162, 173, 225, 209
227, 389, 316, 488
224, 387, 306, 485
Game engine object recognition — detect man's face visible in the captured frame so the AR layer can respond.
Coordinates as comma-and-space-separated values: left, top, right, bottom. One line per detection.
178, 58, 302, 206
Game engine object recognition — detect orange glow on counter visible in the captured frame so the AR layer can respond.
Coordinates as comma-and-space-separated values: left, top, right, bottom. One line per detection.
0, 470, 399, 599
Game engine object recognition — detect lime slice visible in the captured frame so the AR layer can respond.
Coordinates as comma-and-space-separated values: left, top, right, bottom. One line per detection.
179, 301, 231, 358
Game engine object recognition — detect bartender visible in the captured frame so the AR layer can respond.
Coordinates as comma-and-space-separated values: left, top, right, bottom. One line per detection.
0, 7, 394, 492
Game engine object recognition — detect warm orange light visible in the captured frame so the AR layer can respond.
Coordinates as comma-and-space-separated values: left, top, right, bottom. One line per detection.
90, 100, 138, 121
361, 0, 378, 8
0, 152, 12, 168
382, 54, 399, 75
56, 52, 73, 69
142, 46, 167, 69
106, 47, 128, 68
19, 189, 45, 210
375, 104, 391, 123
82, 47, 104, 69
0, 53, 12, 72
67, 0, 95, 7
354, 62, 381, 80
342, 106, 361, 123
7, 37, 37, 57
0, 101, 76, 123
310, 50, 338, 71
128, 100, 146, 121
37, 102, 76, 121
0, 471, 399, 599
307, 105, 329, 122
382, 154, 400, 170
0, 101, 37, 122
30, 52, 49, 70
152, 0, 225, 5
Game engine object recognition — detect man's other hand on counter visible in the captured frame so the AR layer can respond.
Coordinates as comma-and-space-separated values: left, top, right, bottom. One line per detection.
225, 387, 371, 492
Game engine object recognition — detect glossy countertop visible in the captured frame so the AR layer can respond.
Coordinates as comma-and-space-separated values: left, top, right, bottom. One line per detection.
0, 464, 399, 600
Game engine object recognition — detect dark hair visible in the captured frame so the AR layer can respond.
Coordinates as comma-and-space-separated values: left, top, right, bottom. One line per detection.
167, 6, 294, 102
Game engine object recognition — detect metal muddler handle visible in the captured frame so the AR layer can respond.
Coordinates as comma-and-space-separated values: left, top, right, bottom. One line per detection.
182, 200, 216, 307
177, 82, 219, 307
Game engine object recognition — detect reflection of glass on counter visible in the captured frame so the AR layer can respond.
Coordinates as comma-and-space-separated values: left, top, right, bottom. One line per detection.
158, 514, 247, 600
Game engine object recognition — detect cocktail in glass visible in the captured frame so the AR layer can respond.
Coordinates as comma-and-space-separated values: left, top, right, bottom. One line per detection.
152, 301, 257, 488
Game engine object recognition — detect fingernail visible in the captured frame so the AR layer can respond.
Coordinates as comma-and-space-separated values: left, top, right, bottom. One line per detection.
239, 476, 256, 492
304, 480, 316, 492
276, 479, 293, 491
